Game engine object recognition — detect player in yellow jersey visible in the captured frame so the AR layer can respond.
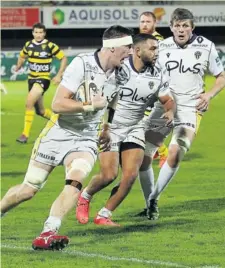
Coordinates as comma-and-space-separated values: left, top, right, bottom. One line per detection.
16, 23, 67, 144
139, 11, 168, 168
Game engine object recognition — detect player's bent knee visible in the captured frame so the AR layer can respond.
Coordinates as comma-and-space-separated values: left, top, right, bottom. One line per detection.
66, 158, 93, 180
170, 135, 191, 159
23, 165, 49, 190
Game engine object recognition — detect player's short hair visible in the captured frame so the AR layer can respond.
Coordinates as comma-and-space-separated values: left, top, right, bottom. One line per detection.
32, 23, 46, 32
139, 11, 156, 22
133, 33, 157, 46
103, 25, 133, 40
170, 8, 194, 27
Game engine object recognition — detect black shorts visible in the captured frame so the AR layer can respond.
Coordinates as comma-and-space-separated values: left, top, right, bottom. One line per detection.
28, 79, 50, 93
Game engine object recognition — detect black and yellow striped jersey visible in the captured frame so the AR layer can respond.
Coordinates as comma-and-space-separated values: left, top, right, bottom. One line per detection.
152, 31, 164, 41
20, 39, 65, 80
144, 31, 164, 116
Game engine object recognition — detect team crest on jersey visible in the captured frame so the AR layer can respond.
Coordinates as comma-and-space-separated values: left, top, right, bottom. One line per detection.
148, 81, 154, 89
194, 51, 202, 59
115, 64, 130, 85
166, 53, 170, 58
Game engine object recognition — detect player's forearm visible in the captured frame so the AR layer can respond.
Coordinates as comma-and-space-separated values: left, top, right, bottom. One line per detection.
56, 56, 68, 78
16, 56, 26, 70
160, 97, 176, 113
208, 72, 225, 99
52, 98, 87, 114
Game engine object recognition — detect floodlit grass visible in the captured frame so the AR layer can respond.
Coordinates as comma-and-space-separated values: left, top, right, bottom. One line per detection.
1, 78, 225, 268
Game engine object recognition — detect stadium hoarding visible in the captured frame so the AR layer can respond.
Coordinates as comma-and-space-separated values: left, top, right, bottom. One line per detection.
1, 47, 225, 81
43, 5, 225, 28
1, 7, 40, 29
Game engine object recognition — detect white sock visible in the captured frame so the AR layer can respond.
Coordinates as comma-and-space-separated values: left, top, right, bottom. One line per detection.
81, 189, 92, 201
149, 161, 179, 201
139, 167, 155, 207
42, 216, 62, 233
97, 207, 112, 219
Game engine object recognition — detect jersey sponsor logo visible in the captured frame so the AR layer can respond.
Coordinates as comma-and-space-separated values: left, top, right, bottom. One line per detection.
160, 43, 174, 48
29, 62, 50, 72
148, 81, 154, 89
89, 82, 98, 94
39, 51, 48, 58
28, 44, 34, 48
165, 59, 201, 75
37, 152, 55, 161
192, 44, 208, 48
85, 62, 98, 73
119, 86, 153, 102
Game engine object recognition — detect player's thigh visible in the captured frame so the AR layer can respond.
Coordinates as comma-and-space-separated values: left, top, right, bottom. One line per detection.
99, 151, 119, 179
145, 129, 166, 147
26, 83, 44, 105
121, 143, 145, 177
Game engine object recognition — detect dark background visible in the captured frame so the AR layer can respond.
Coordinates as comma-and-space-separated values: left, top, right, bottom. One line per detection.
2, 26, 225, 50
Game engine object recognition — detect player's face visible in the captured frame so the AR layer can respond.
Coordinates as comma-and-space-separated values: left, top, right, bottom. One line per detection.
139, 39, 159, 66
32, 28, 46, 42
139, 15, 156, 34
113, 44, 133, 67
170, 20, 193, 46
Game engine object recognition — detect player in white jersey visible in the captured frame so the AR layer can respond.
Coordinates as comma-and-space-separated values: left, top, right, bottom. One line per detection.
0, 25, 133, 250
139, 8, 225, 220
76, 33, 175, 226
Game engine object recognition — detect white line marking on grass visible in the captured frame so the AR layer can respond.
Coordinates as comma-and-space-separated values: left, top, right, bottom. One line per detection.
1, 244, 191, 268
1, 112, 22, 116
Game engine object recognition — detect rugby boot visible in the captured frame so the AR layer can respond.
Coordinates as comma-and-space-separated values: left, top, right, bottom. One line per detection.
76, 193, 90, 224
32, 231, 69, 250
16, 134, 28, 144
147, 199, 159, 220
94, 215, 121, 227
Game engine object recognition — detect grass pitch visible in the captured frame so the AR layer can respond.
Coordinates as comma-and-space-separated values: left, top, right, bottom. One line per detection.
1, 77, 225, 268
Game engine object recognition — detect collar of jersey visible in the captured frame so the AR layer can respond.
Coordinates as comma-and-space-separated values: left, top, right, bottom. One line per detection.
129, 55, 151, 74
173, 34, 197, 49
94, 49, 105, 71
32, 39, 48, 45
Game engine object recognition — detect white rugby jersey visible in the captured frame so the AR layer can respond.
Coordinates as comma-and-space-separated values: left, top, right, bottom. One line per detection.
158, 35, 224, 109
57, 50, 118, 135
110, 57, 170, 126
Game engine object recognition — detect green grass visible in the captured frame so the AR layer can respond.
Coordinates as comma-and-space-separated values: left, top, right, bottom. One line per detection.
1, 78, 225, 268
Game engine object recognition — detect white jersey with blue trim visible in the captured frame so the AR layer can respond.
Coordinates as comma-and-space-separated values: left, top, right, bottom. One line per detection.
158, 35, 224, 110
111, 57, 170, 126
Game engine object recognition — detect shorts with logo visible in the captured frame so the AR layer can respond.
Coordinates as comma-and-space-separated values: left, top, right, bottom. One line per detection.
174, 106, 203, 134
110, 122, 145, 152
31, 122, 98, 166
28, 78, 50, 93
144, 104, 172, 137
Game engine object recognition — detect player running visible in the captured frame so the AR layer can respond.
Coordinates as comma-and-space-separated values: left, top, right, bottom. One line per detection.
76, 33, 175, 226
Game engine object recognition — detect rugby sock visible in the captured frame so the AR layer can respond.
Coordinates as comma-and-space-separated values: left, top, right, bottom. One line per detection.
149, 161, 179, 201
22, 109, 35, 137
158, 143, 168, 158
139, 167, 155, 207
43, 108, 53, 120
81, 189, 92, 201
97, 207, 112, 219
42, 216, 62, 233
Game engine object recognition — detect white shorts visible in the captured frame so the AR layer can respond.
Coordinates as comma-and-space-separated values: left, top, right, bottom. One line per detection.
174, 107, 203, 134
31, 122, 98, 166
110, 122, 145, 152
144, 105, 172, 137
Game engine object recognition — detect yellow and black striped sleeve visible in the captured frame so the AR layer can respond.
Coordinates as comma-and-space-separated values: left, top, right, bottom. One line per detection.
19, 41, 30, 58
152, 31, 164, 41
48, 42, 65, 60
